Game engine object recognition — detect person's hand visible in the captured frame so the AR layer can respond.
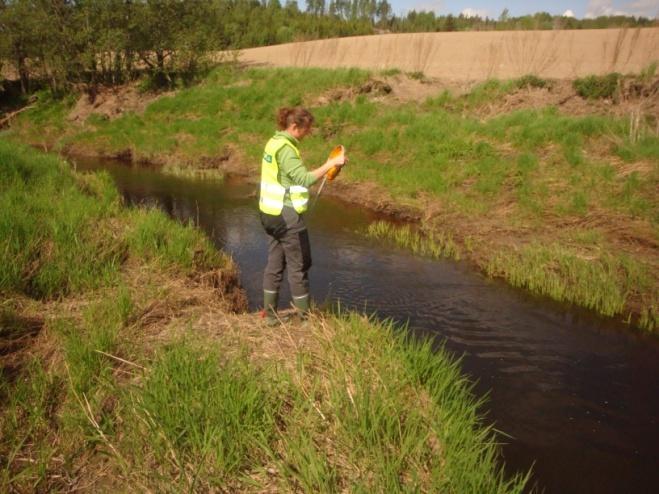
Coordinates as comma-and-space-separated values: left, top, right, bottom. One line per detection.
328, 155, 348, 168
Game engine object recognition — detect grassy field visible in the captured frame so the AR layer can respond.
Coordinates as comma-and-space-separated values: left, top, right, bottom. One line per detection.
0, 141, 528, 492
5, 65, 658, 330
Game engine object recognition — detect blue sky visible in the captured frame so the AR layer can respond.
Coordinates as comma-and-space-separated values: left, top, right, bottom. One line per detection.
387, 1, 658, 18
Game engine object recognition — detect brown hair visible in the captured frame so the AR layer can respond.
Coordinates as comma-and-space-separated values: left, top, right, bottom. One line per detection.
277, 107, 315, 131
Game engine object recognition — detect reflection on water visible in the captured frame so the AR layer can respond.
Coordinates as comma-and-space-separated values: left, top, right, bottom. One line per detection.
75, 158, 659, 494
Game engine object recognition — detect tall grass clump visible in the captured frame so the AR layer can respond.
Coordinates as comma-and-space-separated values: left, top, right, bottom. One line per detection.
485, 243, 656, 321
573, 73, 621, 99
126, 208, 224, 271
365, 220, 461, 260
123, 342, 280, 486
461, 79, 517, 107
264, 313, 530, 492
0, 140, 123, 298
0, 358, 63, 490
515, 74, 550, 89
58, 289, 134, 395
0, 140, 229, 300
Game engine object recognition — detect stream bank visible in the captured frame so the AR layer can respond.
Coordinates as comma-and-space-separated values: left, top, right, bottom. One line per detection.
0, 141, 528, 492
7, 66, 657, 330
75, 155, 659, 494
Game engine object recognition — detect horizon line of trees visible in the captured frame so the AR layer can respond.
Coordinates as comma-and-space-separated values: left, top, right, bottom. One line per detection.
1, 0, 656, 96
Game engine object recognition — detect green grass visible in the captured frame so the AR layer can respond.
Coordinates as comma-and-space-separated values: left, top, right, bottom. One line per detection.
59, 67, 372, 166
0, 357, 63, 490
379, 67, 402, 77
0, 140, 228, 299
485, 243, 657, 330
1, 306, 530, 492
8, 66, 658, 328
12, 67, 656, 225
1, 139, 526, 490
125, 207, 223, 271
261, 313, 530, 492
0, 140, 123, 297
515, 74, 551, 89
365, 220, 461, 260
124, 342, 280, 486
573, 73, 621, 99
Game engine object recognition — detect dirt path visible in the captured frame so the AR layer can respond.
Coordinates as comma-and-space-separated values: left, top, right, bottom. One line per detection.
238, 28, 659, 80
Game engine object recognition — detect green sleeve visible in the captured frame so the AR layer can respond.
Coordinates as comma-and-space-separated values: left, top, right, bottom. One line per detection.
277, 145, 317, 188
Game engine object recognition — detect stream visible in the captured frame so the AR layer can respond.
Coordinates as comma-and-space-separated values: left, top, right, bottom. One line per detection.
74, 157, 659, 494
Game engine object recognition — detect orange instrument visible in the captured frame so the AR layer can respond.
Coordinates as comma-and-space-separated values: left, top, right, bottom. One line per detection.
326, 145, 345, 181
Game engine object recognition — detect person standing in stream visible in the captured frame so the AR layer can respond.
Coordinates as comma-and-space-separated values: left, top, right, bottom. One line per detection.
259, 107, 346, 324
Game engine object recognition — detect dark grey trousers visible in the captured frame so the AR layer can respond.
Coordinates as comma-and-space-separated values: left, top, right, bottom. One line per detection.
262, 206, 312, 298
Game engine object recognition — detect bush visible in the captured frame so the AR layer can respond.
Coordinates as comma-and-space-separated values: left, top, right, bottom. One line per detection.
407, 71, 426, 81
573, 73, 621, 99
515, 74, 550, 89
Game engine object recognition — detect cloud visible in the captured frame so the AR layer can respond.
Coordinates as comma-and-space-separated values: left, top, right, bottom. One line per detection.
624, 0, 659, 18
461, 7, 488, 18
562, 9, 575, 17
585, 0, 627, 18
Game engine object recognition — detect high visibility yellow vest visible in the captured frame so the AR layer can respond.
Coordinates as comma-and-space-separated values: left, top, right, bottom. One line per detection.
259, 137, 309, 215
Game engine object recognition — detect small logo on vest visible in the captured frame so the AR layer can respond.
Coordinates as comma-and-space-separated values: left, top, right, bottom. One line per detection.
263, 153, 273, 163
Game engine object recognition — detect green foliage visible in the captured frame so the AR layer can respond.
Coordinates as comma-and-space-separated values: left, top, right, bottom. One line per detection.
0, 358, 63, 491
407, 70, 426, 81
58, 291, 134, 395
0, 140, 226, 299
256, 313, 529, 492
573, 73, 621, 100
379, 68, 402, 77
365, 221, 461, 260
485, 243, 655, 318
128, 342, 279, 480
126, 208, 223, 271
0, 140, 123, 298
637, 61, 657, 84
515, 74, 550, 89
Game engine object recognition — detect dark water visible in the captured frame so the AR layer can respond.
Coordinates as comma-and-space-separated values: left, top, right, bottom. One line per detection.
74, 158, 659, 494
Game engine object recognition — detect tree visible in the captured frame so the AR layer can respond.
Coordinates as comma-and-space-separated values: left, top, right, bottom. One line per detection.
375, 0, 391, 25
444, 13, 455, 31
0, 0, 43, 93
306, 0, 324, 16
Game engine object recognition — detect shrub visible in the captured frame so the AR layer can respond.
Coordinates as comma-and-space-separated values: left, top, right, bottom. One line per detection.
515, 74, 550, 89
573, 73, 621, 99
407, 71, 426, 81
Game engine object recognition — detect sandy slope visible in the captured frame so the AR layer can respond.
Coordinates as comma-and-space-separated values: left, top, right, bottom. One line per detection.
238, 28, 659, 80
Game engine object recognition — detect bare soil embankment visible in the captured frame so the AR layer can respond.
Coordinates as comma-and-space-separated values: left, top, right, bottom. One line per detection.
238, 28, 659, 80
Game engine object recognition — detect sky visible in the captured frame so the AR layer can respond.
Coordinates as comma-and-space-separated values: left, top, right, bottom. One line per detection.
387, 0, 659, 19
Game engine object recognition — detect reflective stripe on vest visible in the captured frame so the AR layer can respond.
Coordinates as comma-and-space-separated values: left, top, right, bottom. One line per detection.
259, 137, 309, 215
